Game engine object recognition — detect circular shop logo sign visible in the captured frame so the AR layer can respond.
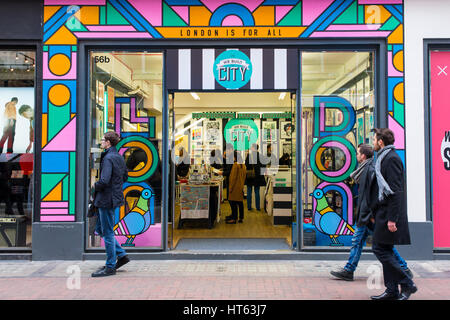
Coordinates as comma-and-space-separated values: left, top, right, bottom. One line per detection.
213, 50, 252, 89
224, 119, 259, 151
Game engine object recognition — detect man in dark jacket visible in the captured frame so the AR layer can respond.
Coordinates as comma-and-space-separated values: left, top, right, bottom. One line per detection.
330, 144, 411, 281
245, 144, 266, 211
92, 131, 130, 277
370, 128, 417, 300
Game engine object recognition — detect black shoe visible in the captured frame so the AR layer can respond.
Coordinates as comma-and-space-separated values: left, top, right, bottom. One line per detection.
238, 219, 243, 223
115, 255, 130, 270
398, 284, 418, 300
330, 268, 354, 281
225, 215, 233, 221
370, 291, 400, 300
226, 219, 236, 224
91, 267, 116, 277
404, 268, 414, 279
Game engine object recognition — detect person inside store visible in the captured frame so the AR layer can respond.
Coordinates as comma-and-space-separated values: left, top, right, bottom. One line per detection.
176, 147, 190, 180
245, 143, 266, 211
210, 149, 223, 172
222, 143, 234, 200
0, 97, 18, 154
279, 153, 291, 166
225, 151, 246, 224
18, 104, 34, 153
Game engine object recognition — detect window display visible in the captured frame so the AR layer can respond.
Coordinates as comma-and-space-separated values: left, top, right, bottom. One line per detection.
301, 51, 375, 248
88, 51, 163, 249
0, 50, 35, 248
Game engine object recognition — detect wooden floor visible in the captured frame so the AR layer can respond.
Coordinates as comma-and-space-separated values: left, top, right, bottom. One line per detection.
168, 199, 291, 249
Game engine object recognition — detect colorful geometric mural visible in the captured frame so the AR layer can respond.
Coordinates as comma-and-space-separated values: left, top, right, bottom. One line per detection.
40, 0, 405, 222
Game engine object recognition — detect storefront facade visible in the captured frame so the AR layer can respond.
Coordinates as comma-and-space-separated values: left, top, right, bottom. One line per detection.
0, 0, 446, 260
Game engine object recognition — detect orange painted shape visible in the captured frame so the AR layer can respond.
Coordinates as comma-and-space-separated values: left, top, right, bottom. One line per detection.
43, 182, 63, 201
44, 6, 62, 23
189, 7, 211, 26
49, 84, 71, 106
393, 50, 404, 72
75, 6, 99, 25
253, 6, 274, 26
49, 53, 71, 76
388, 24, 403, 44
44, 25, 77, 45
365, 5, 391, 24
42, 114, 48, 148
393, 82, 404, 104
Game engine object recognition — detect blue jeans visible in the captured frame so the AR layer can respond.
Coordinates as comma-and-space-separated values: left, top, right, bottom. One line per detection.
247, 185, 260, 210
95, 207, 127, 269
344, 224, 408, 272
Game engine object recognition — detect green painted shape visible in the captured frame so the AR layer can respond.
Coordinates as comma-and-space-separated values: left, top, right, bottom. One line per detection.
379, 16, 400, 31
107, 2, 130, 25
43, 46, 48, 52
388, 44, 393, 51
65, 16, 88, 32
71, 45, 77, 52
163, 2, 188, 26
357, 5, 364, 24
48, 102, 70, 141
277, 2, 302, 26
393, 101, 405, 127
100, 6, 106, 25
62, 175, 69, 202
69, 152, 76, 215
41, 173, 66, 199
333, 1, 357, 24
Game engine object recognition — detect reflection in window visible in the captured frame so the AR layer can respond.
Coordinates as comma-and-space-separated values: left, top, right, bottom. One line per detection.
0, 50, 35, 248
88, 51, 163, 249
301, 51, 374, 248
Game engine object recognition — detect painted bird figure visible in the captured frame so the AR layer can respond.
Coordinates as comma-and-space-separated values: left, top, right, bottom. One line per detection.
113, 188, 154, 247
310, 187, 354, 246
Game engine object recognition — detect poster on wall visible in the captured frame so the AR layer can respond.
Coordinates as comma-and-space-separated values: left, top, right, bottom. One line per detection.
356, 111, 365, 146
262, 121, 277, 142
0, 87, 34, 154
280, 121, 295, 139
107, 86, 115, 123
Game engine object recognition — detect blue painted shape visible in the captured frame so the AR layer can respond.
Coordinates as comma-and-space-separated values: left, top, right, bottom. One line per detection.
262, 0, 300, 4
300, 0, 345, 38
115, 0, 163, 38
316, 0, 355, 31
120, 132, 150, 138
42, 152, 69, 173
165, 0, 202, 4
387, 77, 403, 112
44, 6, 80, 42
209, 4, 255, 26
43, 6, 68, 33
48, 45, 72, 57
385, 5, 403, 23
396, 149, 405, 166
43, 80, 77, 113
115, 97, 131, 103
392, 44, 404, 55
109, 0, 145, 31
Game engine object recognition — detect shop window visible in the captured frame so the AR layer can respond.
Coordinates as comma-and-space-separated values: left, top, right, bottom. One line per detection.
0, 50, 35, 248
301, 51, 375, 248
88, 51, 163, 250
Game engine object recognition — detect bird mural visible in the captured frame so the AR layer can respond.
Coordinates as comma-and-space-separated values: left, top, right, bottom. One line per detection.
310, 187, 354, 246
113, 188, 154, 247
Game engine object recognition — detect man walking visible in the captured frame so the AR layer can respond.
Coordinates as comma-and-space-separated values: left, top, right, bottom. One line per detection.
330, 144, 411, 281
92, 131, 130, 277
370, 128, 417, 300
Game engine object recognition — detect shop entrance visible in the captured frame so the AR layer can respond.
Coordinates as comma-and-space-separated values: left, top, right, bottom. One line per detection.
168, 92, 296, 251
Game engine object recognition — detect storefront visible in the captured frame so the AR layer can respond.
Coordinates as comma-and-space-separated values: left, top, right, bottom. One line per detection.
0, 0, 442, 260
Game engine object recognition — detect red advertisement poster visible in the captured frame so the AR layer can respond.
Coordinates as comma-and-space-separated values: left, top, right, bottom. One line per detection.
430, 51, 450, 248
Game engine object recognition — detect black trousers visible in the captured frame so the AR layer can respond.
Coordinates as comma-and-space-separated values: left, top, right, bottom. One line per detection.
229, 200, 244, 221
372, 242, 414, 294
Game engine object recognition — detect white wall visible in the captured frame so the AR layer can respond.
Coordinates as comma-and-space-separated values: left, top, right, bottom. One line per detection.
404, 0, 450, 222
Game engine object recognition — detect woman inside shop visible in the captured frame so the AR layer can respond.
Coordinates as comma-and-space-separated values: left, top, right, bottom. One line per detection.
245, 144, 266, 211
225, 151, 246, 224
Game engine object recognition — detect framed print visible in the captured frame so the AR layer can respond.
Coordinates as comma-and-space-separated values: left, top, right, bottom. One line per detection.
107, 86, 115, 123
356, 110, 365, 146
364, 76, 371, 106
262, 121, 277, 142
280, 121, 295, 139
97, 81, 105, 107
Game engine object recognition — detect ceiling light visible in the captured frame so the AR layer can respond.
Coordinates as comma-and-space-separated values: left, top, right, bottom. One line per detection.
190, 92, 200, 100
278, 92, 286, 100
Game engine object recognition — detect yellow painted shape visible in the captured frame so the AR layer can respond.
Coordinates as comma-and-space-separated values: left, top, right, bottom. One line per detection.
42, 114, 48, 148
190, 7, 212, 26
388, 24, 403, 44
316, 147, 327, 171
45, 25, 77, 45
49, 84, 71, 106
75, 6, 99, 25
319, 206, 333, 215
44, 6, 61, 23
393, 50, 404, 72
49, 53, 71, 76
43, 182, 62, 201
393, 82, 404, 104
253, 6, 274, 26
365, 5, 391, 24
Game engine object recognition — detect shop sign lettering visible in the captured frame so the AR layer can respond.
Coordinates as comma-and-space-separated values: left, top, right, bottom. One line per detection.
442, 130, 450, 170
224, 119, 258, 151
214, 50, 252, 90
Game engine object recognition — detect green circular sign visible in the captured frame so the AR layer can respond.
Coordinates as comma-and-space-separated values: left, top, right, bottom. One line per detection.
213, 50, 252, 89
224, 119, 259, 151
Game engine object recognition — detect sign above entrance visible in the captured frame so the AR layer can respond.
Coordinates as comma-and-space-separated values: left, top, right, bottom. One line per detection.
213, 50, 252, 90
167, 48, 298, 91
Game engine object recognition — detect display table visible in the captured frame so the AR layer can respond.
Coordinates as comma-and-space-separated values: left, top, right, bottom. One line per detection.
178, 183, 220, 229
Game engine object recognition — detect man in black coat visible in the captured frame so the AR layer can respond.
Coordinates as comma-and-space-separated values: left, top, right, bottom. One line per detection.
245, 144, 266, 211
370, 128, 417, 300
92, 131, 130, 277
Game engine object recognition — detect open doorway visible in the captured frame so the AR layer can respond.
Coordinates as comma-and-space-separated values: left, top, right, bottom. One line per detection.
168, 92, 296, 251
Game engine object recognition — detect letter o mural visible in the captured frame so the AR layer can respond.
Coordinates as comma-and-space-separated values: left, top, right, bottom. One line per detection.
116, 136, 159, 183
48, 84, 71, 106
309, 136, 357, 182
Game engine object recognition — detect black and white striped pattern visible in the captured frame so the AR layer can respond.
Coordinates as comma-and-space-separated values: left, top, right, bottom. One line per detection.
166, 48, 298, 91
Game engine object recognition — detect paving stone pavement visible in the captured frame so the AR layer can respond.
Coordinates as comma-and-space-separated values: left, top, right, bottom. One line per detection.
0, 259, 450, 300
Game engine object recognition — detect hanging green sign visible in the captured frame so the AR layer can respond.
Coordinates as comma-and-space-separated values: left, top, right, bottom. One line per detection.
224, 119, 259, 151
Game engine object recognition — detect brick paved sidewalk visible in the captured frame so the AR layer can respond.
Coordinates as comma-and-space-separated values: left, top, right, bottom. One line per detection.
0, 260, 450, 300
